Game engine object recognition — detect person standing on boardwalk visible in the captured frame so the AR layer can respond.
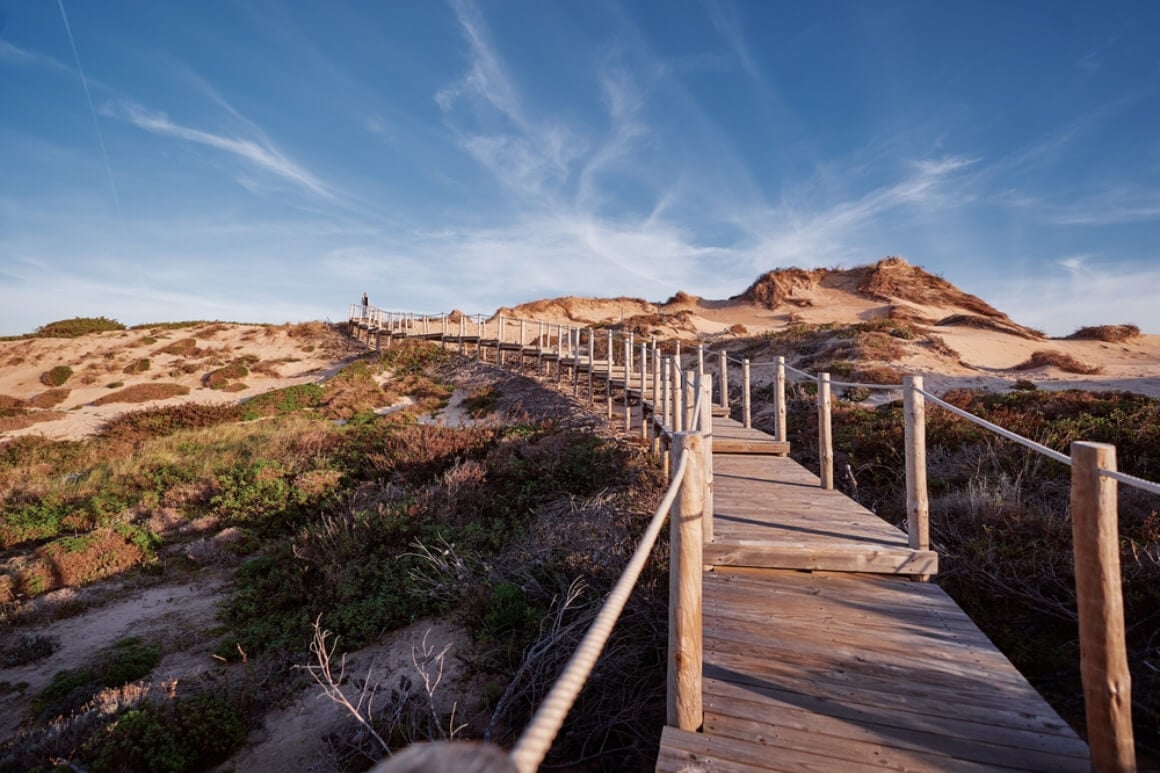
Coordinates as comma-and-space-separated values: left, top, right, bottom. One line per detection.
361, 292, 369, 318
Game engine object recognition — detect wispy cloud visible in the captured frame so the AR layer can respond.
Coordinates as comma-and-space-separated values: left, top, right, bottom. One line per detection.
56, 0, 121, 214
104, 100, 337, 201
0, 39, 68, 70
990, 259, 1160, 335
736, 155, 979, 269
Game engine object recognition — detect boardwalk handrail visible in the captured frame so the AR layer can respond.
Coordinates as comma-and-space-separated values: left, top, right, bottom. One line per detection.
351, 303, 1151, 770
511, 451, 691, 772
511, 387, 708, 771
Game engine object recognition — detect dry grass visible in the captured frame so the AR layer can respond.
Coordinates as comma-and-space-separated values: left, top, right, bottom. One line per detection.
0, 394, 28, 415
204, 363, 249, 389
1064, 324, 1141, 342
1012, 350, 1102, 375
0, 412, 65, 432
735, 267, 826, 309
28, 389, 70, 409
122, 358, 151, 375
936, 313, 1044, 340
156, 338, 201, 357
91, 383, 190, 405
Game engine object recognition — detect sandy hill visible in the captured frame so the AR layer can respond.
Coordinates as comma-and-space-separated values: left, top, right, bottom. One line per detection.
500, 256, 1160, 398
0, 321, 360, 443
3, 257, 1160, 447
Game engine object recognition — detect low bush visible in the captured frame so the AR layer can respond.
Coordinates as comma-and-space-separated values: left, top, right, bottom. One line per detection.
36, 317, 125, 337
1012, 350, 1101, 374
157, 338, 201, 357
91, 383, 189, 405
35, 637, 161, 720
41, 365, 74, 387
28, 388, 70, 408
98, 402, 245, 443
241, 384, 325, 420
122, 358, 151, 374
204, 363, 249, 389
1064, 324, 1140, 342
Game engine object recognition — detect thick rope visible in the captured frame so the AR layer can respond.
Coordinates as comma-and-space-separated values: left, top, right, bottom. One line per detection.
919, 389, 1072, 465
509, 452, 690, 773
1099, 468, 1160, 496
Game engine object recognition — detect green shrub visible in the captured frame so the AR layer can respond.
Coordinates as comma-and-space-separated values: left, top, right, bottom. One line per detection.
123, 358, 151, 374
35, 637, 161, 719
241, 384, 326, 420
41, 365, 74, 387
36, 317, 125, 337
204, 363, 249, 389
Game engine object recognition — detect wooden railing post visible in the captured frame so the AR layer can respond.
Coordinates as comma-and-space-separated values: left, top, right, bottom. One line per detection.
818, 372, 833, 489
719, 350, 729, 409
1071, 442, 1135, 772
639, 342, 649, 440
672, 361, 684, 432
742, 358, 752, 429
775, 356, 787, 443
699, 379, 714, 543
459, 315, 465, 356
697, 344, 704, 385
622, 336, 631, 432
684, 371, 695, 432
587, 329, 595, 403
668, 432, 704, 731
903, 375, 930, 559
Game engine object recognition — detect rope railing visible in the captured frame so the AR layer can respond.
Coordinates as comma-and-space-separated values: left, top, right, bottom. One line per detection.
352, 302, 1152, 771
917, 388, 1072, 466
510, 451, 690, 772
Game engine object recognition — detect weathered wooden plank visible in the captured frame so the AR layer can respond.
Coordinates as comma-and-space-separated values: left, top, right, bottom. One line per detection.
705, 541, 937, 574
704, 688, 1088, 771
658, 726, 890, 773
713, 439, 791, 455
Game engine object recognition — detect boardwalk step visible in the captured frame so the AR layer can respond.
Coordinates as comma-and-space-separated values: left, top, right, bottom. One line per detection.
706, 540, 937, 575
712, 439, 789, 456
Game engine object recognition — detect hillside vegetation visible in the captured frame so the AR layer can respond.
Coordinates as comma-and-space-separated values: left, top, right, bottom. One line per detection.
0, 339, 670, 771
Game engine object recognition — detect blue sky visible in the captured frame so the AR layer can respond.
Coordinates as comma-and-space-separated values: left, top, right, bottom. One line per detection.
2, 1, 1159, 336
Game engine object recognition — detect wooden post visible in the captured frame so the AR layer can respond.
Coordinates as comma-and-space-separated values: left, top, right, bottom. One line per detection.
696, 344, 704, 386
617, 336, 626, 432
498, 316, 505, 366
1071, 442, 1135, 772
699, 379, 714, 543
556, 324, 564, 382
672, 360, 683, 433
587, 328, 595, 403
742, 359, 752, 429
903, 376, 930, 558
537, 322, 544, 375
719, 351, 729, 409
668, 432, 704, 731
775, 356, 787, 443
476, 315, 483, 362
640, 342, 649, 440
572, 328, 580, 396
652, 341, 661, 412
818, 372, 833, 489
459, 316, 465, 356
606, 332, 614, 420
684, 371, 695, 432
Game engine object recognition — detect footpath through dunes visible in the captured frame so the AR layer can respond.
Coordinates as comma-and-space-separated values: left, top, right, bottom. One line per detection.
348, 305, 1159, 772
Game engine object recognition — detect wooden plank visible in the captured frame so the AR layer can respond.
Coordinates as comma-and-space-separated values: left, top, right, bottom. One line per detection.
713, 439, 791, 455
658, 726, 890, 773
705, 541, 936, 574
703, 684, 1088, 771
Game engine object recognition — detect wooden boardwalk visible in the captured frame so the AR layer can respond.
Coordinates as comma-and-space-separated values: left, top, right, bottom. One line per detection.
348, 318, 1093, 771
657, 419, 1089, 771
